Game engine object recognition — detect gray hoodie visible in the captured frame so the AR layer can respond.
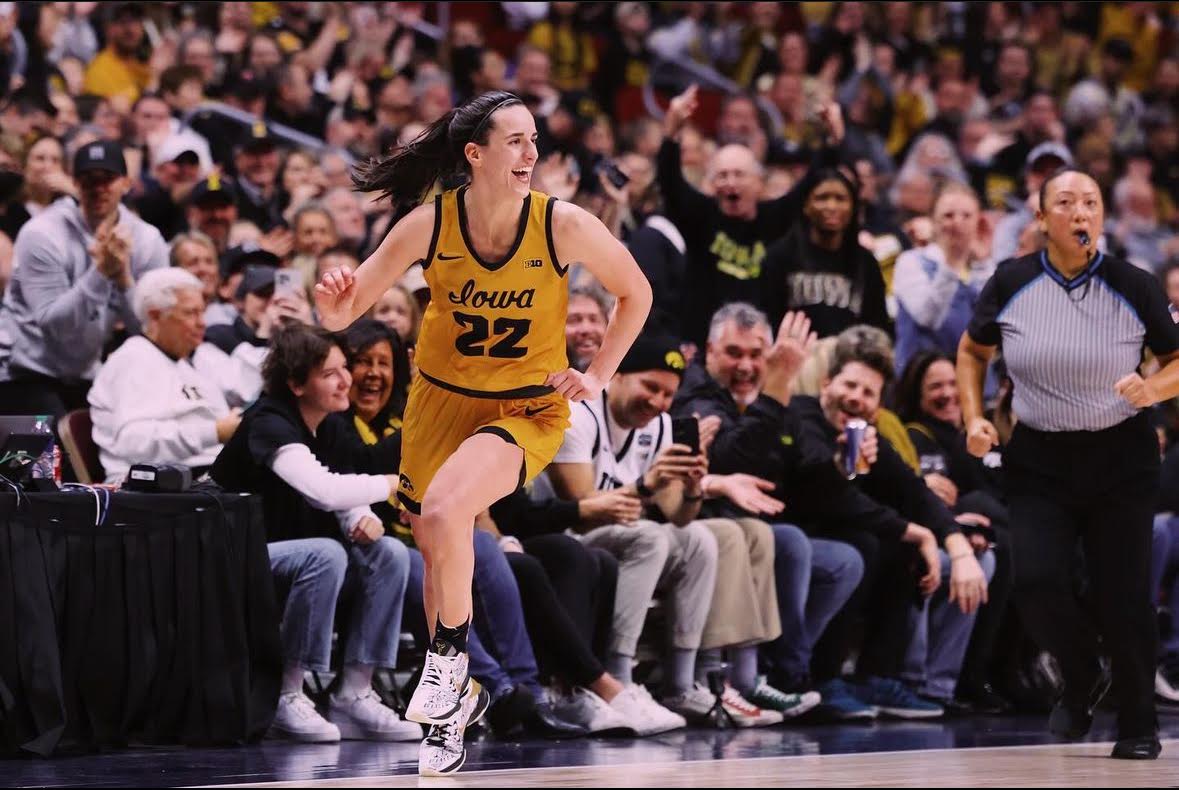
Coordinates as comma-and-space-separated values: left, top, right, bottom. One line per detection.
0, 198, 168, 384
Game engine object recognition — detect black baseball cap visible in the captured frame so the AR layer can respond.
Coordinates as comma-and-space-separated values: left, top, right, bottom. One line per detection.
221, 242, 280, 279
73, 140, 127, 177
239, 120, 278, 152
235, 263, 277, 300
189, 172, 238, 206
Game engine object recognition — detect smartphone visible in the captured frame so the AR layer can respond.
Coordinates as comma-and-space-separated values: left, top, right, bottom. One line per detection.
274, 269, 302, 299
671, 417, 700, 454
596, 159, 630, 189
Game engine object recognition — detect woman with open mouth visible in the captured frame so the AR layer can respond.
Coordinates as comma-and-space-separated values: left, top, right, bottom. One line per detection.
959, 167, 1179, 761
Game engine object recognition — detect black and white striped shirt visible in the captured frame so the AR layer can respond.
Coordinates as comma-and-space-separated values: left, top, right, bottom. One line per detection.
968, 251, 1179, 432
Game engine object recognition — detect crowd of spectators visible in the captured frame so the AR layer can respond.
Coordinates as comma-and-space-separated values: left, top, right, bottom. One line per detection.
0, 0, 1176, 742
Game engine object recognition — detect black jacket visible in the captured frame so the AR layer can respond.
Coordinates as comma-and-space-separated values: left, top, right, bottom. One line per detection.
905, 415, 1002, 500
670, 364, 910, 543
792, 396, 961, 543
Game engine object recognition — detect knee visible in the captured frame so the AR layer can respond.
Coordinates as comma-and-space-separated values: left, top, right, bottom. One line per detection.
1012, 560, 1070, 601
705, 518, 745, 560
420, 495, 473, 542
630, 524, 673, 566
682, 521, 719, 567
541, 533, 591, 574
739, 518, 775, 562
309, 538, 349, 581
823, 540, 865, 588
367, 535, 410, 575
507, 551, 547, 589
773, 523, 812, 568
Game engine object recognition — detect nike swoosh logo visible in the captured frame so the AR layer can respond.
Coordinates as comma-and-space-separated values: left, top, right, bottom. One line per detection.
437, 253, 463, 261
524, 404, 552, 417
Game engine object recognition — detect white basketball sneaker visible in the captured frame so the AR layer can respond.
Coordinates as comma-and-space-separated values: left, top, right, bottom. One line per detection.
406, 647, 469, 725
418, 677, 491, 777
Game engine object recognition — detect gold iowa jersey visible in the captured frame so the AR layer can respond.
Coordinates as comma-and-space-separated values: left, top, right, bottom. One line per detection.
413, 186, 570, 397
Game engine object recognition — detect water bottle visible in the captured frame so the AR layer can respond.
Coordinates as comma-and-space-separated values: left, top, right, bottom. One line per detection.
31, 415, 56, 485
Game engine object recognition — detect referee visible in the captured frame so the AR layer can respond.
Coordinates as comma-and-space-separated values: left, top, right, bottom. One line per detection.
957, 168, 1179, 760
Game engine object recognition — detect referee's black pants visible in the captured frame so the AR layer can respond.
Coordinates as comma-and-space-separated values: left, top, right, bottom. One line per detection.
1005, 411, 1159, 738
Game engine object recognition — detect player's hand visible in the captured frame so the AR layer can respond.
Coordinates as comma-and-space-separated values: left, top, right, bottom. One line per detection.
545, 368, 602, 401
1115, 373, 1158, 409
314, 265, 358, 331
965, 417, 999, 458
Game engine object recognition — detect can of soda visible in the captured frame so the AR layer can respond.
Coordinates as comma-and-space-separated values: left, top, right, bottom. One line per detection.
844, 418, 869, 479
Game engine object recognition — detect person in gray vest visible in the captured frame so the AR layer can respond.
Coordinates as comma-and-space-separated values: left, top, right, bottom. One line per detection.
0, 140, 167, 417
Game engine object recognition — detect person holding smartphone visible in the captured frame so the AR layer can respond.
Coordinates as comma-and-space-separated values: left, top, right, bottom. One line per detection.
547, 332, 806, 728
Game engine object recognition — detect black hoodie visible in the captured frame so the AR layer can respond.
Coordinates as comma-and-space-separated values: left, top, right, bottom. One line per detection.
791, 395, 961, 543
670, 363, 911, 543
762, 224, 892, 339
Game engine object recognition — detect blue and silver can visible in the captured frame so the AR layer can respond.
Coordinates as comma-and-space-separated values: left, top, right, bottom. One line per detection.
844, 418, 869, 479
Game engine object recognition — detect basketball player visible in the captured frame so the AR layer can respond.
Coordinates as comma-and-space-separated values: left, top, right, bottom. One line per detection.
315, 91, 652, 775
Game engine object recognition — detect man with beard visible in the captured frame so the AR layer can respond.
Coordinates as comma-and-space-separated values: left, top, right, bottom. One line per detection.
186, 173, 240, 254
81, 2, 153, 104
792, 327, 991, 716
565, 284, 611, 372
0, 140, 167, 417
671, 302, 867, 718
655, 84, 846, 346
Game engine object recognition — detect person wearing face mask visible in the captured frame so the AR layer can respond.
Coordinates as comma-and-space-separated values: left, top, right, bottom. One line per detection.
959, 168, 1179, 760
893, 183, 995, 374
762, 168, 892, 340
210, 324, 421, 746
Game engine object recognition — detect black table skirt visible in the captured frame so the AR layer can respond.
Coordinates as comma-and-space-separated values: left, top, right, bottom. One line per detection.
0, 490, 282, 756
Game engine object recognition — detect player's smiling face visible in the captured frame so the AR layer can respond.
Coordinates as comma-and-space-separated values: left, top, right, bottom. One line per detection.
468, 104, 538, 198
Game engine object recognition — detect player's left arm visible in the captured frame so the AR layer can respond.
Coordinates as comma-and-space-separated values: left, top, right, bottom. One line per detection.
547, 201, 653, 401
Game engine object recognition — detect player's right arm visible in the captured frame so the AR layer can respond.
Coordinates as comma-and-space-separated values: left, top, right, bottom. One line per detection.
315, 201, 436, 331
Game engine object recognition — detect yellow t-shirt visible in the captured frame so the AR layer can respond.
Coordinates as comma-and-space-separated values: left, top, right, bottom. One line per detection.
82, 48, 153, 104
413, 187, 570, 398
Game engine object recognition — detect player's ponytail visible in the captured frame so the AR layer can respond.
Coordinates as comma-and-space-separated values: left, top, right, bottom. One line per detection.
353, 90, 524, 207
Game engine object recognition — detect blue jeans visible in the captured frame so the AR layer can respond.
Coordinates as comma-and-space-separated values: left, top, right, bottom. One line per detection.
269, 536, 410, 671
763, 523, 865, 685
902, 548, 997, 700
404, 530, 540, 697
1154, 513, 1179, 657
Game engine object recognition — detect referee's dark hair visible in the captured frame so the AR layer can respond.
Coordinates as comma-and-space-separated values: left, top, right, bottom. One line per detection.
828, 324, 896, 386
263, 323, 346, 397
1038, 165, 1096, 211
